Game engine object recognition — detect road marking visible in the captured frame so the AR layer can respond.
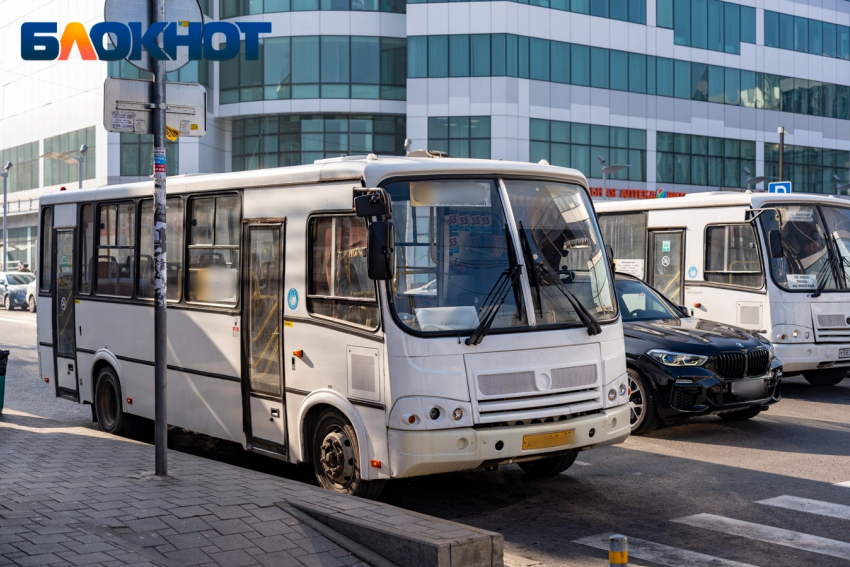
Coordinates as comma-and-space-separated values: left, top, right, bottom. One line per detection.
835, 481, 850, 487
0, 316, 35, 323
574, 534, 759, 567
574, 460, 591, 466
673, 513, 850, 560
758, 495, 850, 520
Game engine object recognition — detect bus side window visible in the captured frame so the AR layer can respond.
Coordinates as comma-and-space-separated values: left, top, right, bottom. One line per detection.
187, 195, 240, 305
79, 204, 94, 294
704, 224, 763, 288
40, 207, 53, 292
139, 197, 184, 301
96, 202, 136, 298
308, 215, 378, 328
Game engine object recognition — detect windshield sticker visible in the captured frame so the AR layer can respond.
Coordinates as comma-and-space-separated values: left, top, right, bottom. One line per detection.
786, 274, 817, 289
615, 259, 644, 279
688, 266, 698, 279
784, 208, 814, 222
410, 181, 491, 208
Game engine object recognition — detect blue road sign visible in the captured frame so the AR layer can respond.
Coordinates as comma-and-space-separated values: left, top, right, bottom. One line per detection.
768, 181, 792, 194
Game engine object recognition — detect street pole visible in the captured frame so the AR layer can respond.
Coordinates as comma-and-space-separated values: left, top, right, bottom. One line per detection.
77, 145, 87, 190
153, 0, 168, 476
1, 163, 11, 273
777, 126, 786, 183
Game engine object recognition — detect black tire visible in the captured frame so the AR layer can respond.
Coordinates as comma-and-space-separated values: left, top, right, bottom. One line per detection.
94, 366, 135, 436
802, 368, 847, 387
28, 296, 36, 313
628, 368, 660, 435
311, 409, 384, 499
718, 406, 763, 421
518, 450, 579, 478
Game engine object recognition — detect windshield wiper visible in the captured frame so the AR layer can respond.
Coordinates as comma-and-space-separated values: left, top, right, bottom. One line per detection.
811, 254, 838, 298
466, 264, 522, 346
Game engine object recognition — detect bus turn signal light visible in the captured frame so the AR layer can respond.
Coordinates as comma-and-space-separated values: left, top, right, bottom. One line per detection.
370, 459, 381, 469
694, 303, 701, 308
127, 398, 133, 404
293, 350, 303, 358
44, 377, 49, 383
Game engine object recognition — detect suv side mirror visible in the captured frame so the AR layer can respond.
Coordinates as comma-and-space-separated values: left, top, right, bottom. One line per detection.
367, 221, 395, 280
768, 229, 784, 259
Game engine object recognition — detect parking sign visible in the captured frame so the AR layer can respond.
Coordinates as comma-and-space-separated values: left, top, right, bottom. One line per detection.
768, 181, 792, 194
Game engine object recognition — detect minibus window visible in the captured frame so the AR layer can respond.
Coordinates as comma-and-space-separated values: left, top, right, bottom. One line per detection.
96, 203, 136, 298
599, 213, 646, 278
819, 206, 850, 289
79, 205, 94, 294
760, 205, 835, 291
139, 197, 185, 301
40, 207, 53, 292
187, 196, 240, 305
704, 224, 763, 288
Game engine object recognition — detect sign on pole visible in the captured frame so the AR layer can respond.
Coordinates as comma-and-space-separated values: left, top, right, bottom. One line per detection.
103, 78, 207, 138
768, 181, 792, 194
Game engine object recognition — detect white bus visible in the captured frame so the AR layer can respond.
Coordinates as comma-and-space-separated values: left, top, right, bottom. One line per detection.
597, 192, 850, 387
36, 156, 631, 497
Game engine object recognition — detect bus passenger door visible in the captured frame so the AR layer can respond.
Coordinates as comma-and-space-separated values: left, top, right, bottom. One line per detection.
242, 222, 287, 455
54, 229, 79, 400
648, 229, 685, 305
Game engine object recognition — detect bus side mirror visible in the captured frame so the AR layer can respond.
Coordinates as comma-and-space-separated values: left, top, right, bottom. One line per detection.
604, 244, 615, 273
368, 221, 395, 281
768, 230, 784, 258
355, 189, 392, 218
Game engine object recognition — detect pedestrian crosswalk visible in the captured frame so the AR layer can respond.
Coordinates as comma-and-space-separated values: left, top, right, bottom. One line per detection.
574, 489, 850, 566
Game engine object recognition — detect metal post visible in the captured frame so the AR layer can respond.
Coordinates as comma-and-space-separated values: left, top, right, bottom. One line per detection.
602, 171, 607, 201
777, 126, 785, 183
153, 0, 168, 476
609, 534, 628, 567
2, 172, 7, 273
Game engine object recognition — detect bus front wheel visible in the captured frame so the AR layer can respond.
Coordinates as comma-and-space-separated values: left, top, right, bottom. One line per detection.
311, 409, 384, 499
518, 450, 579, 478
802, 368, 847, 387
94, 367, 134, 436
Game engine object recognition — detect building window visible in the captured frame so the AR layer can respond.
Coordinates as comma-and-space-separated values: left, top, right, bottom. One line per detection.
44, 127, 96, 187
139, 197, 184, 301
119, 134, 179, 177
308, 215, 378, 328
408, 33, 850, 121
407, 0, 644, 23
704, 224, 763, 288
764, 144, 850, 195
0, 142, 39, 193
428, 117, 490, 159
96, 202, 136, 298
187, 195, 241, 305
221, 0, 404, 16
1, 227, 35, 270
220, 37, 405, 103
656, 133, 755, 189
232, 114, 406, 170
764, 12, 850, 61
659, 0, 754, 54
529, 119, 647, 182
108, 59, 212, 89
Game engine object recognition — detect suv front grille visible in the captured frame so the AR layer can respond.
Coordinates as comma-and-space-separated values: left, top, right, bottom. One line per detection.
715, 348, 769, 379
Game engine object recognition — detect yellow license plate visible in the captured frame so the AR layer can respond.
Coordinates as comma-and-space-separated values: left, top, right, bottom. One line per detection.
522, 430, 574, 451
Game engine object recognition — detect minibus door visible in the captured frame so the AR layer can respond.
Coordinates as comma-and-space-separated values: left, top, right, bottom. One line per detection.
54, 229, 79, 400
241, 222, 287, 455
648, 229, 685, 305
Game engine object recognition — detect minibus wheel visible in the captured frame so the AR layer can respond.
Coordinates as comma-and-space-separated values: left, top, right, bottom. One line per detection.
311, 409, 385, 499
519, 450, 579, 478
628, 369, 659, 435
94, 367, 132, 436
802, 368, 847, 387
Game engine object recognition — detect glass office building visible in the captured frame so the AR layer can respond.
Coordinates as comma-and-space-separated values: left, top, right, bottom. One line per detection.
2, 0, 850, 266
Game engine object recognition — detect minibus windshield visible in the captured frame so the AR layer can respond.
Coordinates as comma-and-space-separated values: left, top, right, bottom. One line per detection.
386, 178, 616, 335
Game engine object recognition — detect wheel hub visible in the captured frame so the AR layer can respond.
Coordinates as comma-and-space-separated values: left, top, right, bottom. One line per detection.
319, 430, 354, 485
629, 377, 644, 425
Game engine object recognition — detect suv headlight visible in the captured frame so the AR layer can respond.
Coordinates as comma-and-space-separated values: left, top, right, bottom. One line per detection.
647, 349, 708, 367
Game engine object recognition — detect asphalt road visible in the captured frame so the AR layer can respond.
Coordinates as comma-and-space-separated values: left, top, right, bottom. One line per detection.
3, 307, 850, 567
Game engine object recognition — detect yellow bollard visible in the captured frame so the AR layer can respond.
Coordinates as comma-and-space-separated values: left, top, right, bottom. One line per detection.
609, 534, 628, 566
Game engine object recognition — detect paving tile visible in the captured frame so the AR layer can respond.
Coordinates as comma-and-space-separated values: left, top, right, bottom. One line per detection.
205, 549, 257, 567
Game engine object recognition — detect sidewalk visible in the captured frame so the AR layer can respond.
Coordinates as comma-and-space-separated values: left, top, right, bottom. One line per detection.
0, 409, 502, 567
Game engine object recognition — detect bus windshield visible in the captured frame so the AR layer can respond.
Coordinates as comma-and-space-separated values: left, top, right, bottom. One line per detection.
760, 204, 850, 291
386, 178, 615, 334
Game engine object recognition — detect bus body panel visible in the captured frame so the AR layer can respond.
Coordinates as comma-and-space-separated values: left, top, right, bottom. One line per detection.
37, 297, 55, 384
53, 204, 76, 228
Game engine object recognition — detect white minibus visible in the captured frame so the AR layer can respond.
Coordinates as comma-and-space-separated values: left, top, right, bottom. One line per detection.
597, 192, 850, 386
37, 156, 630, 497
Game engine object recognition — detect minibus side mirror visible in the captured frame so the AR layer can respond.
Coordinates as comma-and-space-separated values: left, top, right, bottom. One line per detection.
768, 230, 784, 259
604, 244, 615, 273
368, 221, 395, 281
355, 189, 392, 218
677, 305, 691, 317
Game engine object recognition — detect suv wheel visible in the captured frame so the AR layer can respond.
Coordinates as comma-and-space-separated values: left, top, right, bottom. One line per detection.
628, 368, 660, 435
28, 296, 36, 313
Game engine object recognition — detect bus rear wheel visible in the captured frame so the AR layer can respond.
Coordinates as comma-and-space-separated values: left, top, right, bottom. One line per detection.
802, 368, 847, 387
94, 367, 135, 436
311, 409, 384, 499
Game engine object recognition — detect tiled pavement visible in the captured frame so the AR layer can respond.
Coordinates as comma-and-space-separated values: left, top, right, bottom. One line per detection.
0, 409, 371, 567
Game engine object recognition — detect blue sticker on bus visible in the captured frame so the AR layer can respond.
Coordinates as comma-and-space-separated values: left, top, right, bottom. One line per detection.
688, 266, 698, 279
287, 288, 299, 310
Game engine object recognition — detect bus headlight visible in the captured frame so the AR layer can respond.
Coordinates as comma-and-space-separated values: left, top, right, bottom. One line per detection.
390, 397, 472, 430
452, 408, 463, 421
608, 389, 617, 402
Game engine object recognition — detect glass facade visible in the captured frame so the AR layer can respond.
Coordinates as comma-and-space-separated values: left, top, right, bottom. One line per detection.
657, 0, 755, 54
220, 37, 406, 103
408, 34, 850, 120
427, 117, 491, 158
529, 119, 646, 181
0, 142, 38, 193
764, 12, 850, 60
108, 59, 212, 88
656, 132, 755, 189
764, 143, 850, 195
408, 0, 645, 24
43, 127, 96, 187
221, 0, 405, 16
0, 227, 35, 268
232, 114, 406, 170
119, 134, 179, 177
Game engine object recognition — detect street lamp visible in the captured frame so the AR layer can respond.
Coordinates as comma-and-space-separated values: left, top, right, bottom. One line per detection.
777, 126, 787, 182
41, 144, 88, 189
743, 167, 776, 191
833, 174, 850, 195
597, 155, 631, 200
1, 161, 13, 272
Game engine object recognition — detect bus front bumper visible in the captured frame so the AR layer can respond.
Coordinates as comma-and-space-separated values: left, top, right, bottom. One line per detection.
387, 404, 631, 478
773, 343, 850, 373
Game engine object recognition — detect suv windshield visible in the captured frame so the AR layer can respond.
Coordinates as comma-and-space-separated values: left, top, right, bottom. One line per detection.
760, 204, 850, 291
386, 178, 615, 334
615, 278, 677, 321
